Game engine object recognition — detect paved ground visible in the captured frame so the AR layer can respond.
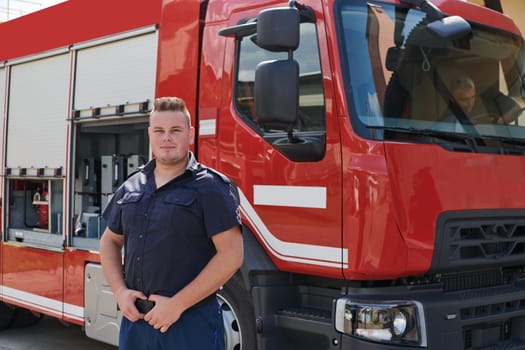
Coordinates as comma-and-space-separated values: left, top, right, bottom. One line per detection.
0, 316, 116, 350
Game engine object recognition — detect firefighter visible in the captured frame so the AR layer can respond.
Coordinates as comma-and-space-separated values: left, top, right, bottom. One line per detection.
99, 96, 243, 350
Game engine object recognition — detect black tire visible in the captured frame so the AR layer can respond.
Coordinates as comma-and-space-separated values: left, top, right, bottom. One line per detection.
10, 307, 42, 328
217, 273, 257, 350
0, 302, 16, 330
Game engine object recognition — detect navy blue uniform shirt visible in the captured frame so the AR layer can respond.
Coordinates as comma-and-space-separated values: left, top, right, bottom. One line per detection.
102, 153, 241, 297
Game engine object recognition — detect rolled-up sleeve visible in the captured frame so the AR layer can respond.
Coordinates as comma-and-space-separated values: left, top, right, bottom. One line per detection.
102, 188, 125, 235
200, 181, 241, 238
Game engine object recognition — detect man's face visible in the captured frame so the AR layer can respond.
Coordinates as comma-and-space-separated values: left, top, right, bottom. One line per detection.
452, 88, 476, 113
148, 110, 194, 166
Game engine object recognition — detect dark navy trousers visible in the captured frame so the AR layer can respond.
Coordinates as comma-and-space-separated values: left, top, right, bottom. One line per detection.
119, 300, 224, 350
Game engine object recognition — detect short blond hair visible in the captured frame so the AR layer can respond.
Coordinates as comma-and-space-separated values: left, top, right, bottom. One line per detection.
151, 97, 191, 126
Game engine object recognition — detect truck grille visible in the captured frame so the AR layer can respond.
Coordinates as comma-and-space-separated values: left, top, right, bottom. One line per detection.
431, 210, 525, 273
460, 296, 525, 320
456, 287, 525, 348
427, 212, 525, 349
448, 222, 525, 260
441, 269, 510, 292
463, 321, 511, 349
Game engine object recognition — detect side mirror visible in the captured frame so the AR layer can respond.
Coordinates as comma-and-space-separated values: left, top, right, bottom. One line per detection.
256, 7, 300, 52
254, 6, 300, 125
254, 59, 299, 125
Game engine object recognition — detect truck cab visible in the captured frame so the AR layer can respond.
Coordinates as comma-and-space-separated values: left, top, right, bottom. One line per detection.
212, 0, 525, 348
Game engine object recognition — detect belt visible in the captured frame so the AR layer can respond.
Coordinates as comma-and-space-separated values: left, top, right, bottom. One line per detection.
134, 293, 217, 314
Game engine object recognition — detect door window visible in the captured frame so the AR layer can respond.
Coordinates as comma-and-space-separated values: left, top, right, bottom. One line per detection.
235, 22, 326, 136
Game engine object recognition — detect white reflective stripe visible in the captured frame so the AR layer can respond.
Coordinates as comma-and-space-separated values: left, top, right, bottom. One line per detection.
64, 303, 85, 321
2, 285, 62, 317
1, 285, 84, 321
239, 189, 348, 268
254, 185, 327, 209
199, 119, 216, 136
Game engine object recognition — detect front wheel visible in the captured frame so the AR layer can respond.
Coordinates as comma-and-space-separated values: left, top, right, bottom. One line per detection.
10, 307, 42, 328
0, 302, 41, 330
0, 302, 16, 330
217, 273, 257, 350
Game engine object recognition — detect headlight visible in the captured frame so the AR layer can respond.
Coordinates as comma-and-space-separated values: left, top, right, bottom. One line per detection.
335, 298, 427, 347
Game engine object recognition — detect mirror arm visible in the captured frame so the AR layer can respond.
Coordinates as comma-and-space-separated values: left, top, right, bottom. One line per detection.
400, 0, 444, 21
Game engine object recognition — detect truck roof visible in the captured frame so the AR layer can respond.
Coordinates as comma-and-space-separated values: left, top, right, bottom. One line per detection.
0, 0, 162, 62
1, 0, 521, 63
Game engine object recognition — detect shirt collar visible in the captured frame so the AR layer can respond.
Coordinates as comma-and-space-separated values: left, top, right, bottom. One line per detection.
186, 152, 200, 175
142, 152, 200, 179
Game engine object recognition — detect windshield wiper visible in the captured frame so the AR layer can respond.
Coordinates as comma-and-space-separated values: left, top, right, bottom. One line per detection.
481, 134, 525, 146
370, 125, 525, 155
368, 125, 480, 152
479, 135, 525, 155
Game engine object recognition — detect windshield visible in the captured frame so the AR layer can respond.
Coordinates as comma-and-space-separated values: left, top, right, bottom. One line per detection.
335, 0, 525, 150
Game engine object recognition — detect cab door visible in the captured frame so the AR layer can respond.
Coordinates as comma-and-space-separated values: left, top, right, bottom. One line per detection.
199, 1, 344, 277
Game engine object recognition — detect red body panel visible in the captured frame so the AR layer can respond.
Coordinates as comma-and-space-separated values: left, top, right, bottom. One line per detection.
0, 0, 163, 62
156, 0, 202, 123
1, 245, 63, 317
386, 143, 525, 273
435, 0, 521, 36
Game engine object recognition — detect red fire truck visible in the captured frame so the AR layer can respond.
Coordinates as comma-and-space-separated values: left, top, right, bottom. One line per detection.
1, 0, 525, 348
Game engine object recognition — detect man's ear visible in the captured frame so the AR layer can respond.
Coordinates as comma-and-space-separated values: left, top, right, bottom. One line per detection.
189, 126, 195, 145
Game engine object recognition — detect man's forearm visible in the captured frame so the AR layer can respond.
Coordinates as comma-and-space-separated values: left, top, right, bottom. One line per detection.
174, 251, 240, 308
100, 232, 127, 296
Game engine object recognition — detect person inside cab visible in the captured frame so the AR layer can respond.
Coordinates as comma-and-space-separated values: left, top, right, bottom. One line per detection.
441, 75, 519, 126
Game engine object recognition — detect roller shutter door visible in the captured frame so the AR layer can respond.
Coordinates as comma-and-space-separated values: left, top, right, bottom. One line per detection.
7, 54, 70, 169
74, 32, 157, 110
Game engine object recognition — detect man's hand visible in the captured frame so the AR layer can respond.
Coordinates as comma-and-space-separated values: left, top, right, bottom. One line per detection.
116, 287, 147, 322
143, 294, 183, 333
